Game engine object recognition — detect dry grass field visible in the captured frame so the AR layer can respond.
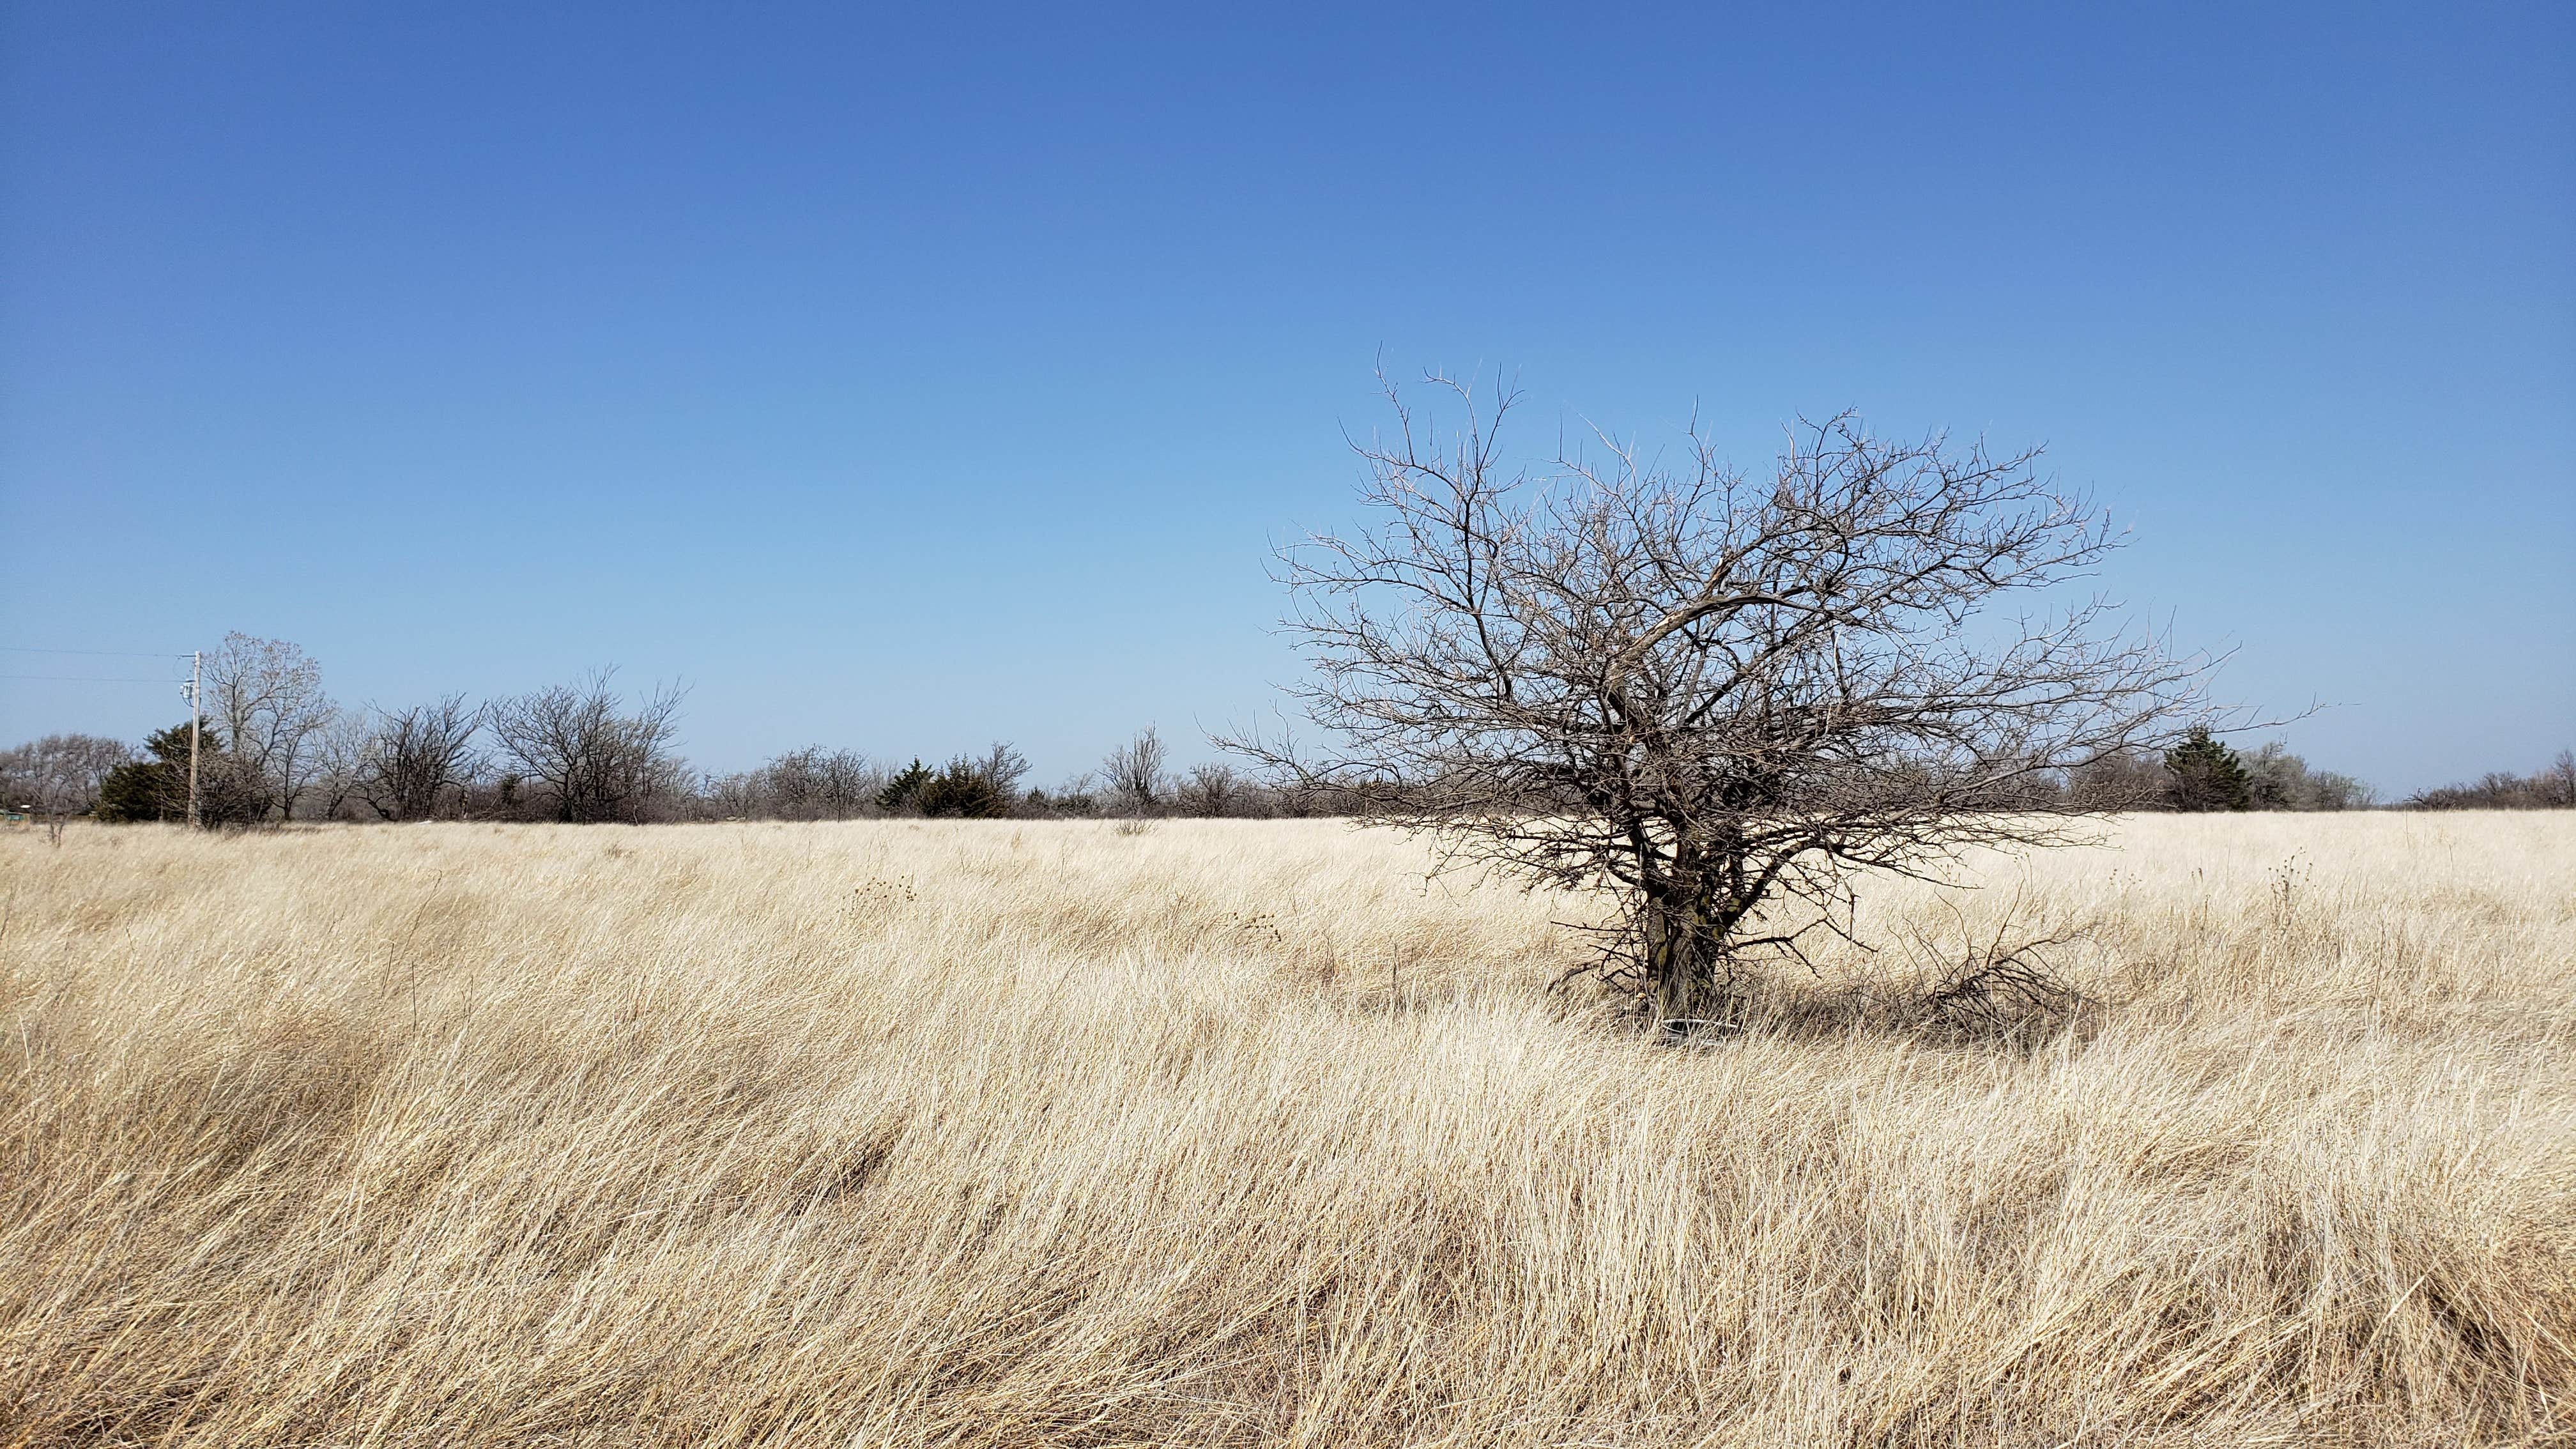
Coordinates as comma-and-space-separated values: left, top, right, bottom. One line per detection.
2, 814, 2571, 1446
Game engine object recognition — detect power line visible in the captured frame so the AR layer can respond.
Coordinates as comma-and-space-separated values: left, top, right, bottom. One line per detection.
0, 646, 188, 659
0, 673, 185, 683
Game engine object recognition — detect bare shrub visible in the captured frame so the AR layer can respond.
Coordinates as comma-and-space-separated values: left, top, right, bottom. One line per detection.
352, 696, 483, 822
2062, 747, 2169, 809
1175, 763, 1246, 816
1100, 726, 1169, 813
486, 669, 688, 824
1903, 898, 2091, 1044
817, 748, 878, 820
2409, 749, 2576, 809
0, 733, 136, 820
2242, 740, 2376, 811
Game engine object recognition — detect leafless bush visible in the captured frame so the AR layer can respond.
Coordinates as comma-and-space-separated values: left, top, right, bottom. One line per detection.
1175, 763, 1246, 816
2062, 747, 2171, 810
1903, 901, 2091, 1044
0, 733, 136, 820
705, 747, 889, 820
352, 696, 483, 822
762, 746, 832, 820
2242, 740, 2376, 811
816, 748, 878, 819
486, 669, 689, 824
2408, 749, 2576, 810
974, 742, 1032, 803
1100, 727, 1169, 814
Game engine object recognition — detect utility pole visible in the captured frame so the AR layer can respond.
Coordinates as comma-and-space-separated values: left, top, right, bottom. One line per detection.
186, 649, 202, 828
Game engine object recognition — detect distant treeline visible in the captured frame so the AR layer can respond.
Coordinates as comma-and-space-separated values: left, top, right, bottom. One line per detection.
1972, 733, 2566, 813
2402, 753, 2576, 811
2060, 728, 2380, 813
0, 634, 1322, 825
3, 633, 2567, 826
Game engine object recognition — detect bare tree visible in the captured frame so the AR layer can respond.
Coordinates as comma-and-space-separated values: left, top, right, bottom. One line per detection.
2407, 749, 2576, 810
354, 696, 483, 821
977, 741, 1032, 801
724, 747, 889, 820
818, 749, 878, 820
1178, 762, 1245, 816
2242, 740, 2376, 811
0, 734, 137, 828
1100, 726, 1169, 812
2061, 747, 2169, 810
486, 669, 688, 824
703, 769, 762, 819
763, 746, 829, 820
203, 633, 338, 820
1034, 771, 1103, 815
308, 710, 375, 820
1229, 374, 2209, 1034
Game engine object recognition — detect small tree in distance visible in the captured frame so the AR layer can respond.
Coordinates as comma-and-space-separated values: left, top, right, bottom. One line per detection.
354, 695, 483, 821
914, 744, 1031, 818
1228, 372, 2213, 1035
1100, 727, 1169, 813
0, 734, 135, 822
203, 632, 337, 820
2163, 726, 2251, 812
96, 722, 268, 827
2241, 739, 2374, 811
485, 669, 687, 824
2407, 749, 2576, 809
876, 759, 933, 812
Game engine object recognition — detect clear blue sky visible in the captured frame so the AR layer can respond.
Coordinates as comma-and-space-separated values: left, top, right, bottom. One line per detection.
4, 3, 2569, 795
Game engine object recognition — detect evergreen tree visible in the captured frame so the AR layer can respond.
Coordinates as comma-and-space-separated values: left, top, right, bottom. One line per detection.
96, 722, 268, 825
916, 760, 1004, 818
875, 758, 933, 813
2163, 726, 2251, 812
94, 751, 174, 822
98, 722, 202, 822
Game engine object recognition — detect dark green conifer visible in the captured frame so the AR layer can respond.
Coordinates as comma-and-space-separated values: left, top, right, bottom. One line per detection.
875, 758, 934, 813
95, 721, 265, 825
2163, 726, 2251, 811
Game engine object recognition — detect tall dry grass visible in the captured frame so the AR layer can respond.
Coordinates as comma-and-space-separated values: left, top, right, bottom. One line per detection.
1, 814, 2570, 1446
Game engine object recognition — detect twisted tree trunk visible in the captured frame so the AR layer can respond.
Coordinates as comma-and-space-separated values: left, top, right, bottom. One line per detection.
1643, 878, 1729, 1034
